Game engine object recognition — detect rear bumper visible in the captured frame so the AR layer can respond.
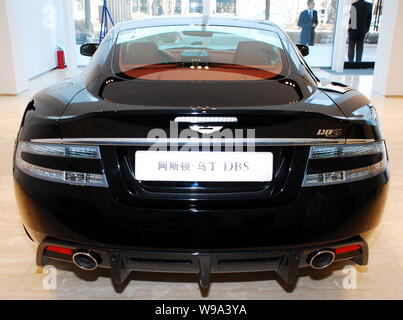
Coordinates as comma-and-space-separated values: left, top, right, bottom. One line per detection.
38, 236, 368, 287
14, 169, 389, 249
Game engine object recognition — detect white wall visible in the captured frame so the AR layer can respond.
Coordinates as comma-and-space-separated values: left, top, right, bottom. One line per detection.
0, 0, 28, 94
0, 0, 76, 94
21, 0, 64, 79
372, 0, 403, 96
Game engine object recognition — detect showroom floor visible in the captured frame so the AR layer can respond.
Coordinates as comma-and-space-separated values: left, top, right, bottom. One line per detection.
0, 68, 402, 299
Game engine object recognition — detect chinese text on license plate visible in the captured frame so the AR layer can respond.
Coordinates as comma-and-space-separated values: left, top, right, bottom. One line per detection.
135, 151, 273, 182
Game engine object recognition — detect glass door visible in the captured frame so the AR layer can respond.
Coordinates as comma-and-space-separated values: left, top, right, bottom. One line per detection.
345, 0, 383, 65
268, 0, 338, 68
73, 0, 339, 67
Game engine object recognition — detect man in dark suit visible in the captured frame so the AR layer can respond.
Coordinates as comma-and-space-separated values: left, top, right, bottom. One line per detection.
298, 1, 319, 46
348, 0, 373, 62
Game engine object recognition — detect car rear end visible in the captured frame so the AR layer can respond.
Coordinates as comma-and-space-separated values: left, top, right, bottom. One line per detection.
13, 18, 389, 287
14, 110, 389, 286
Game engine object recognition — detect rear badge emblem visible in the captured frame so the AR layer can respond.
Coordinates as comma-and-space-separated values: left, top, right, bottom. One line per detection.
317, 129, 343, 138
190, 125, 223, 135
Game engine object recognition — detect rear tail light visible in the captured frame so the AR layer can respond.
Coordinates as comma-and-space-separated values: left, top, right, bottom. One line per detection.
303, 141, 387, 187
45, 245, 73, 255
303, 160, 387, 186
15, 142, 108, 187
19, 141, 100, 159
310, 141, 385, 159
335, 244, 361, 255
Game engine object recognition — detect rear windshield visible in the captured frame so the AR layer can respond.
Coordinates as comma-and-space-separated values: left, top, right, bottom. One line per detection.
113, 25, 289, 81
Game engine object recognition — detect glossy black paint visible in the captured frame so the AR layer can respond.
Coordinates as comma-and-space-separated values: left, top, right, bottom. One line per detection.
80, 43, 99, 57
15, 169, 388, 249
13, 17, 389, 285
296, 44, 309, 56
37, 237, 368, 285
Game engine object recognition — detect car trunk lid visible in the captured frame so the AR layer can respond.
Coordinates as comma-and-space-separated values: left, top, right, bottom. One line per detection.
56, 82, 349, 205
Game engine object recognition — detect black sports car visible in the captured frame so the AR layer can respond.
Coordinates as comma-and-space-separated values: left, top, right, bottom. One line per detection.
13, 16, 389, 290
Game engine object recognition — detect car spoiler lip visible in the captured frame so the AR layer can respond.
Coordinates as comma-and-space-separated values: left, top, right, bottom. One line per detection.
30, 138, 376, 146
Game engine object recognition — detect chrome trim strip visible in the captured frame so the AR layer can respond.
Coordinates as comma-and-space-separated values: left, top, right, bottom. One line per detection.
30, 138, 354, 146
346, 139, 376, 144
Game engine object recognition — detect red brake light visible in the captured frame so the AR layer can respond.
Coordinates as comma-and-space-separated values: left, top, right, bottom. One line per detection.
46, 245, 73, 255
335, 244, 361, 255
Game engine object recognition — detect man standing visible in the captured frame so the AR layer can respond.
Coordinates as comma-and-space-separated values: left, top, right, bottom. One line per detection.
298, 1, 319, 46
348, 0, 373, 63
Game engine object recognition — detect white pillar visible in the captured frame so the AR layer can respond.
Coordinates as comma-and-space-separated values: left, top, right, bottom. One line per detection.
0, 0, 29, 95
331, 0, 351, 73
210, 0, 216, 14
202, 0, 215, 15
181, 0, 189, 15
148, 0, 153, 15
372, 0, 403, 96
61, 0, 79, 77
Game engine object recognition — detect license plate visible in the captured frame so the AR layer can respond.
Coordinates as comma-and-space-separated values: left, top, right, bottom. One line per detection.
135, 151, 273, 182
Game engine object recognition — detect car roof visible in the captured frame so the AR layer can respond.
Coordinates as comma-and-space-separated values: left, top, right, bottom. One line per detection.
115, 15, 280, 33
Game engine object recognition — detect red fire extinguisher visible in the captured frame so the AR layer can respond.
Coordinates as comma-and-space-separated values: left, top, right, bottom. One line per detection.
56, 47, 67, 69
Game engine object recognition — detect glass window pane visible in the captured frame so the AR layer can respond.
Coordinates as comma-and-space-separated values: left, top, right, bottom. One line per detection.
113, 25, 289, 81
346, 0, 383, 63
74, 0, 340, 68
216, 0, 236, 15
269, 0, 338, 68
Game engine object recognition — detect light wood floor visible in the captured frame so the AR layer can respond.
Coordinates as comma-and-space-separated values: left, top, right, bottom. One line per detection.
0, 69, 402, 299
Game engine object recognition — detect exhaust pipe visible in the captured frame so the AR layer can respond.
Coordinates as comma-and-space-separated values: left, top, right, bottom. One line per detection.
72, 251, 100, 271
308, 250, 335, 269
